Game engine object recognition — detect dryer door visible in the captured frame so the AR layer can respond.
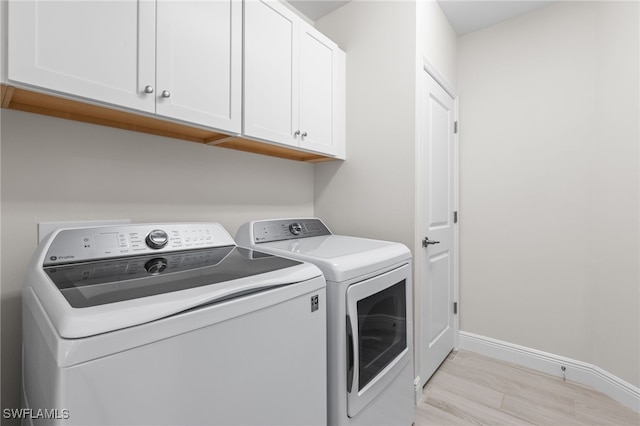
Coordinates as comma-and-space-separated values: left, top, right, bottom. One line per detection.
346, 263, 411, 417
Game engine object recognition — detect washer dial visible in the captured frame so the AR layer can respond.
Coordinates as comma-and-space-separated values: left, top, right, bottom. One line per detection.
289, 223, 303, 236
144, 258, 168, 275
146, 229, 169, 249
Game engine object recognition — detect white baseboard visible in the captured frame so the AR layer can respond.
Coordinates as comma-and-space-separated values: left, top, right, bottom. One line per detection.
458, 331, 640, 413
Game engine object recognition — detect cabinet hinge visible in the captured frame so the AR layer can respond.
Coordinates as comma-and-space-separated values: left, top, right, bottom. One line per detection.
454, 211, 458, 224
453, 302, 458, 315
454, 121, 458, 134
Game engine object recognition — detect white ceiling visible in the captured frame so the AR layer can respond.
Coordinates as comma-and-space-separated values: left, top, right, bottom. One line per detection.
286, 0, 556, 35
436, 1, 556, 35
287, 0, 350, 21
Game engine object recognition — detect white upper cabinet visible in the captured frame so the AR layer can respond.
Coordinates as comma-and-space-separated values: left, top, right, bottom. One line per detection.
8, 0, 156, 113
6, 0, 343, 159
298, 23, 345, 157
243, 0, 298, 146
8, 0, 241, 133
243, 0, 345, 158
155, 0, 241, 132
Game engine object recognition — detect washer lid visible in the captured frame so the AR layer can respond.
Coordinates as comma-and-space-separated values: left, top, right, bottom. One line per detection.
29, 247, 322, 338
45, 247, 303, 308
261, 235, 411, 282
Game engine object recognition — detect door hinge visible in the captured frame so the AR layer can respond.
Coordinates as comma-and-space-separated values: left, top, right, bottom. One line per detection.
454, 121, 458, 134
453, 302, 458, 315
454, 211, 458, 224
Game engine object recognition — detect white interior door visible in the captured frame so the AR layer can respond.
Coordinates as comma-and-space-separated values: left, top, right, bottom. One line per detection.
419, 69, 456, 384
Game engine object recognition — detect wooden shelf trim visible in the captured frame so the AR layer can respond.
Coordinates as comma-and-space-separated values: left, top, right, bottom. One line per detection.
0, 84, 335, 163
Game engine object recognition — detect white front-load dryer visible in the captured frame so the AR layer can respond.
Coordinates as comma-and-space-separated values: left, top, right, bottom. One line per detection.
22, 223, 327, 426
236, 218, 415, 426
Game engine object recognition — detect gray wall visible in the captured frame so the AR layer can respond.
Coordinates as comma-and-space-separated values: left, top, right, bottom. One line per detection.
313, 0, 458, 384
314, 0, 418, 249
0, 109, 315, 414
313, 0, 457, 248
458, 1, 639, 387
315, 0, 640, 390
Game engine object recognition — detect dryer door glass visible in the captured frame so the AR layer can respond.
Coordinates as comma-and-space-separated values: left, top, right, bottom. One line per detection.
356, 280, 406, 390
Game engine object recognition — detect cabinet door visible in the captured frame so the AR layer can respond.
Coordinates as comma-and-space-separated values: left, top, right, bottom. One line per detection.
8, 0, 155, 112
243, 0, 299, 147
298, 25, 345, 157
156, 0, 241, 133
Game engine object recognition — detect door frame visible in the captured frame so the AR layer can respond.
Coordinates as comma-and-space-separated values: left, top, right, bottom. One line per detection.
414, 57, 459, 393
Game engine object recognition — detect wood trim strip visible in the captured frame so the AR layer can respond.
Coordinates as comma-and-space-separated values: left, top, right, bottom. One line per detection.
8, 101, 206, 144
5, 87, 214, 143
1, 85, 15, 108
215, 137, 327, 162
205, 135, 239, 145
0, 84, 337, 163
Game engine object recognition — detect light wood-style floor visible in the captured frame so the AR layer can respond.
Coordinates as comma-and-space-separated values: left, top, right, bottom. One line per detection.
415, 350, 640, 425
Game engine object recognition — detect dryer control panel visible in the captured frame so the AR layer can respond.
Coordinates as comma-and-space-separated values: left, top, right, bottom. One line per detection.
43, 223, 235, 266
250, 219, 332, 243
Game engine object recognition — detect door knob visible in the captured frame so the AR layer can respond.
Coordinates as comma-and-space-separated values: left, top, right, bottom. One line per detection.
143, 85, 154, 94
422, 237, 440, 247
161, 90, 171, 98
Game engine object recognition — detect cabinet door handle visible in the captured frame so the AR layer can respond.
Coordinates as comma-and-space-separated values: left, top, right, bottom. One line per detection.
143, 85, 154, 94
294, 130, 301, 137
301, 132, 308, 138
161, 90, 171, 98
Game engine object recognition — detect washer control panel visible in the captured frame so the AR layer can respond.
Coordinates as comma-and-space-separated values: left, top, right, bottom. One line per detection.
252, 218, 332, 243
43, 223, 235, 266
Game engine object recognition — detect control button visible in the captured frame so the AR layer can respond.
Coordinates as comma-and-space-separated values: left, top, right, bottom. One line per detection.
146, 229, 169, 249
144, 258, 168, 276
289, 223, 303, 236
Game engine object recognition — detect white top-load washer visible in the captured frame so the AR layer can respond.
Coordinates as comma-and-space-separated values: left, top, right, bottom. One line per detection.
22, 223, 327, 426
236, 218, 414, 426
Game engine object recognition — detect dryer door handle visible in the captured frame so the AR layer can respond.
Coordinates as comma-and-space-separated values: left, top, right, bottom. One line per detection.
346, 315, 355, 393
